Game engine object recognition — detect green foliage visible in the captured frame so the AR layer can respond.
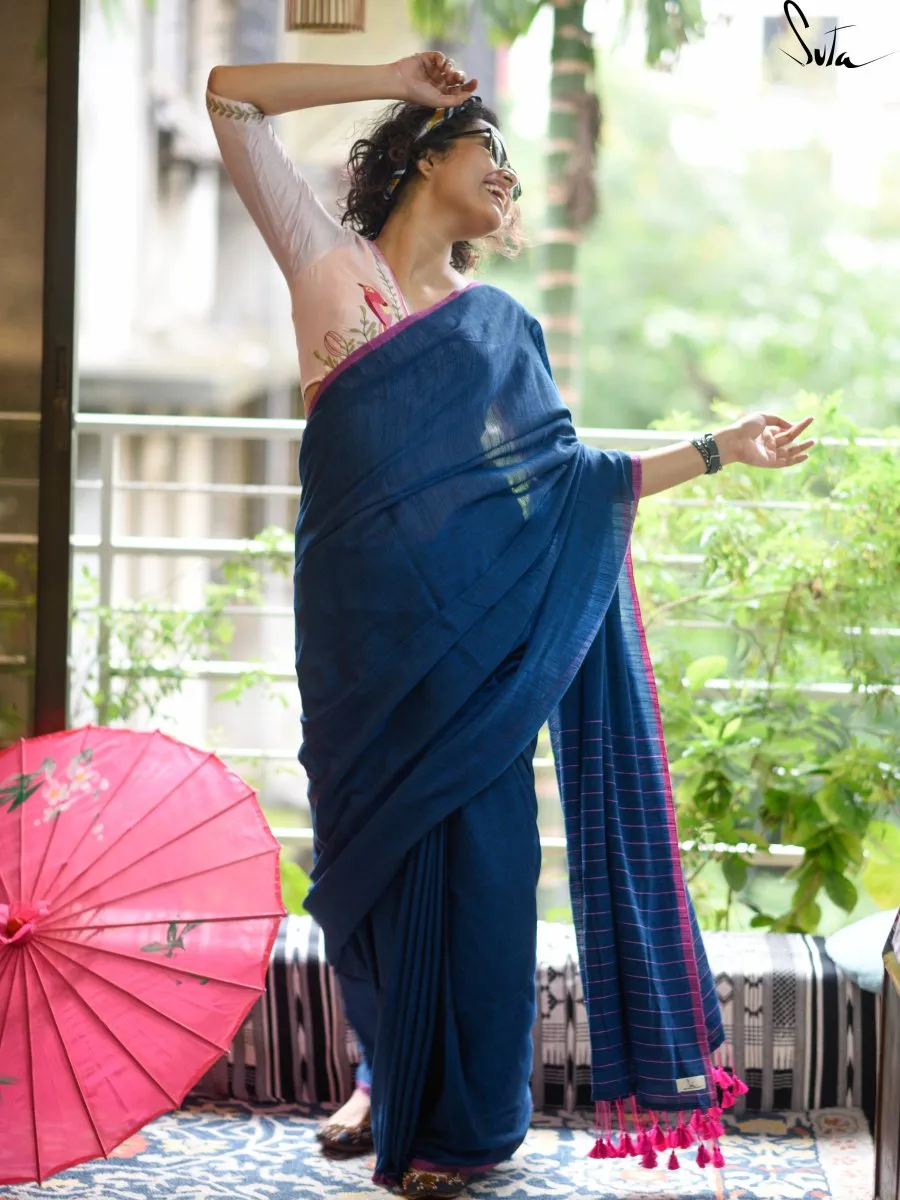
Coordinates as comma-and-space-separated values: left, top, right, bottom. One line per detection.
73, 526, 291, 727
483, 66, 900, 432
408, 0, 543, 43
622, 0, 706, 64
635, 394, 900, 933
410, 0, 704, 61
280, 855, 312, 916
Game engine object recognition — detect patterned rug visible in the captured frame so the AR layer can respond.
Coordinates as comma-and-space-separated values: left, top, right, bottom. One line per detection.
5, 1102, 873, 1199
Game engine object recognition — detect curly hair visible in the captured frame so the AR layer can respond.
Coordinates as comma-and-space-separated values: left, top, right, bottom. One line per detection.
339, 98, 523, 273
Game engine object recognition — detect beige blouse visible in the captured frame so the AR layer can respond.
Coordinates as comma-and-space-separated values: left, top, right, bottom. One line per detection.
206, 90, 473, 411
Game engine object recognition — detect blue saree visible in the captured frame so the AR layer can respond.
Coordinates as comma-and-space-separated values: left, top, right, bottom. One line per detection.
297, 283, 731, 1184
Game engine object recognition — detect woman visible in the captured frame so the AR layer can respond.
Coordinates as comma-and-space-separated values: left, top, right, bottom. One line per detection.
207, 52, 814, 1199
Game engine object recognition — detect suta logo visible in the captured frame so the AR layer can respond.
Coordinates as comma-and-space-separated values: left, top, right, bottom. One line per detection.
780, 0, 898, 69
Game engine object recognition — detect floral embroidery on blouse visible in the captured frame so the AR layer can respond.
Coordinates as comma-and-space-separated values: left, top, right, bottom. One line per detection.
312, 257, 407, 374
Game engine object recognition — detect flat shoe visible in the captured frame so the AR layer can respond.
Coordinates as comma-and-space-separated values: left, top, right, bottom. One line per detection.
401, 1166, 468, 1198
315, 1116, 374, 1156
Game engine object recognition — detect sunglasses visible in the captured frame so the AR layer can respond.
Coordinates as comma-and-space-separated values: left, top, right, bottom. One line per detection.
384, 96, 522, 202
445, 127, 523, 202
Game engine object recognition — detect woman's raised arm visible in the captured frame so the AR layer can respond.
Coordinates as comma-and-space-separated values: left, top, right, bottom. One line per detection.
207, 53, 478, 117
207, 62, 400, 116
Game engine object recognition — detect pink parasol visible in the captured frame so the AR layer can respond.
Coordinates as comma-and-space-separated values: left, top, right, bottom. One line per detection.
0, 725, 286, 1184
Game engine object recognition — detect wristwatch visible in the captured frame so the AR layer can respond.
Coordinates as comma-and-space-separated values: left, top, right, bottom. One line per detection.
690, 432, 722, 475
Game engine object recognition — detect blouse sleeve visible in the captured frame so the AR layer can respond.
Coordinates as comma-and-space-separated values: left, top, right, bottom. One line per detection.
206, 89, 348, 282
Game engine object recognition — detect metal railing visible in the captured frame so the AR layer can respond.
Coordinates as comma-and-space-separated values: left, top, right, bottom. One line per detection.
2, 410, 898, 865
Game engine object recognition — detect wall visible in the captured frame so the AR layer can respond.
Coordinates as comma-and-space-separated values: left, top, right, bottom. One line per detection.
0, 0, 49, 737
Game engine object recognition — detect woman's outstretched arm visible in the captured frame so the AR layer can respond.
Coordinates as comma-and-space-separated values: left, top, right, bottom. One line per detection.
636, 414, 815, 498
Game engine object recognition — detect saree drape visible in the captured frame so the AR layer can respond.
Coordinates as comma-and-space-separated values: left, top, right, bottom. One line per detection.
297, 284, 730, 1184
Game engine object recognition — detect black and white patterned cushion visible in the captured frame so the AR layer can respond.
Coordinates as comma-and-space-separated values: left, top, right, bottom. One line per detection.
189, 917, 880, 1128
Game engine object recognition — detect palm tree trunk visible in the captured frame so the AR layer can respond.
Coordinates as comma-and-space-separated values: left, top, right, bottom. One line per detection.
540, 0, 597, 419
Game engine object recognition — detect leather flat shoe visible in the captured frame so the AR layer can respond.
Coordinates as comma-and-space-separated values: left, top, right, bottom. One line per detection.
315, 1116, 374, 1156
401, 1166, 468, 1198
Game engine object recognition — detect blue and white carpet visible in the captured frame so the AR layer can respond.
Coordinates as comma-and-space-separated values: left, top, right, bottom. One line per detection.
5, 1102, 874, 1199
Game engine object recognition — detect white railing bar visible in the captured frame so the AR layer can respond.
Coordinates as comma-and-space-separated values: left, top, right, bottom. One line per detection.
0, 412, 41, 423
72, 412, 900, 450
69, 474, 837, 512
76, 413, 306, 439
267, 824, 804, 865
108, 481, 300, 499
68, 534, 706, 566
69, 534, 292, 557
208, 746, 556, 770
68, 602, 900, 640
104, 658, 900, 699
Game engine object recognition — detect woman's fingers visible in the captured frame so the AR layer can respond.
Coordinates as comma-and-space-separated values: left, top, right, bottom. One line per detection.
760, 413, 793, 431
772, 417, 815, 446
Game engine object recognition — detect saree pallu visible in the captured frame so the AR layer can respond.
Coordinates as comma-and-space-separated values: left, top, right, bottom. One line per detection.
297, 284, 730, 1184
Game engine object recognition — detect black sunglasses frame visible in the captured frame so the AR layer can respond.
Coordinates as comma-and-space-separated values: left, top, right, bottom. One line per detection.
443, 128, 523, 202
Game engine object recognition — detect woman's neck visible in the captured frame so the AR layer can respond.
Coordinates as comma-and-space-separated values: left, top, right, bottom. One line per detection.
374, 206, 467, 312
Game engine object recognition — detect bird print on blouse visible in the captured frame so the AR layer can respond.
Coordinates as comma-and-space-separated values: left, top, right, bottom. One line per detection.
312, 255, 406, 374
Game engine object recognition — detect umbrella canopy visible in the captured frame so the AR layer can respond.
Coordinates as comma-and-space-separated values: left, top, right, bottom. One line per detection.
0, 725, 286, 1185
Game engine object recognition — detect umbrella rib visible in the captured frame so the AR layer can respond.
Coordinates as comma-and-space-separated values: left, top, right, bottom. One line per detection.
29, 941, 183, 1108
33, 938, 244, 1055
37, 928, 270, 992
46, 742, 225, 910
0, 950, 23, 1070
21, 951, 43, 1183
48, 779, 258, 914
34, 729, 162, 901
41, 909, 285, 932
27, 726, 94, 906
26, 947, 110, 1161
0, 949, 18, 1029
40, 848, 280, 929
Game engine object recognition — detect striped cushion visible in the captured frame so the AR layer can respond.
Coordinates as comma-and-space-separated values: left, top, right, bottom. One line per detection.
189, 918, 880, 1127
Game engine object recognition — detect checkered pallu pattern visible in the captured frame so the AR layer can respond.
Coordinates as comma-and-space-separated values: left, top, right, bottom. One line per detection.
189, 918, 880, 1129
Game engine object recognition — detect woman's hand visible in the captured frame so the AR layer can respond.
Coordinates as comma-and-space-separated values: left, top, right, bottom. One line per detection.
391, 52, 478, 108
717, 414, 815, 469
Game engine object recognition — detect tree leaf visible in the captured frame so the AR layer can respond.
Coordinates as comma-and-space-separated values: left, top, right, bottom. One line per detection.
722, 854, 748, 893
823, 873, 858, 913
684, 655, 728, 690
793, 901, 822, 932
